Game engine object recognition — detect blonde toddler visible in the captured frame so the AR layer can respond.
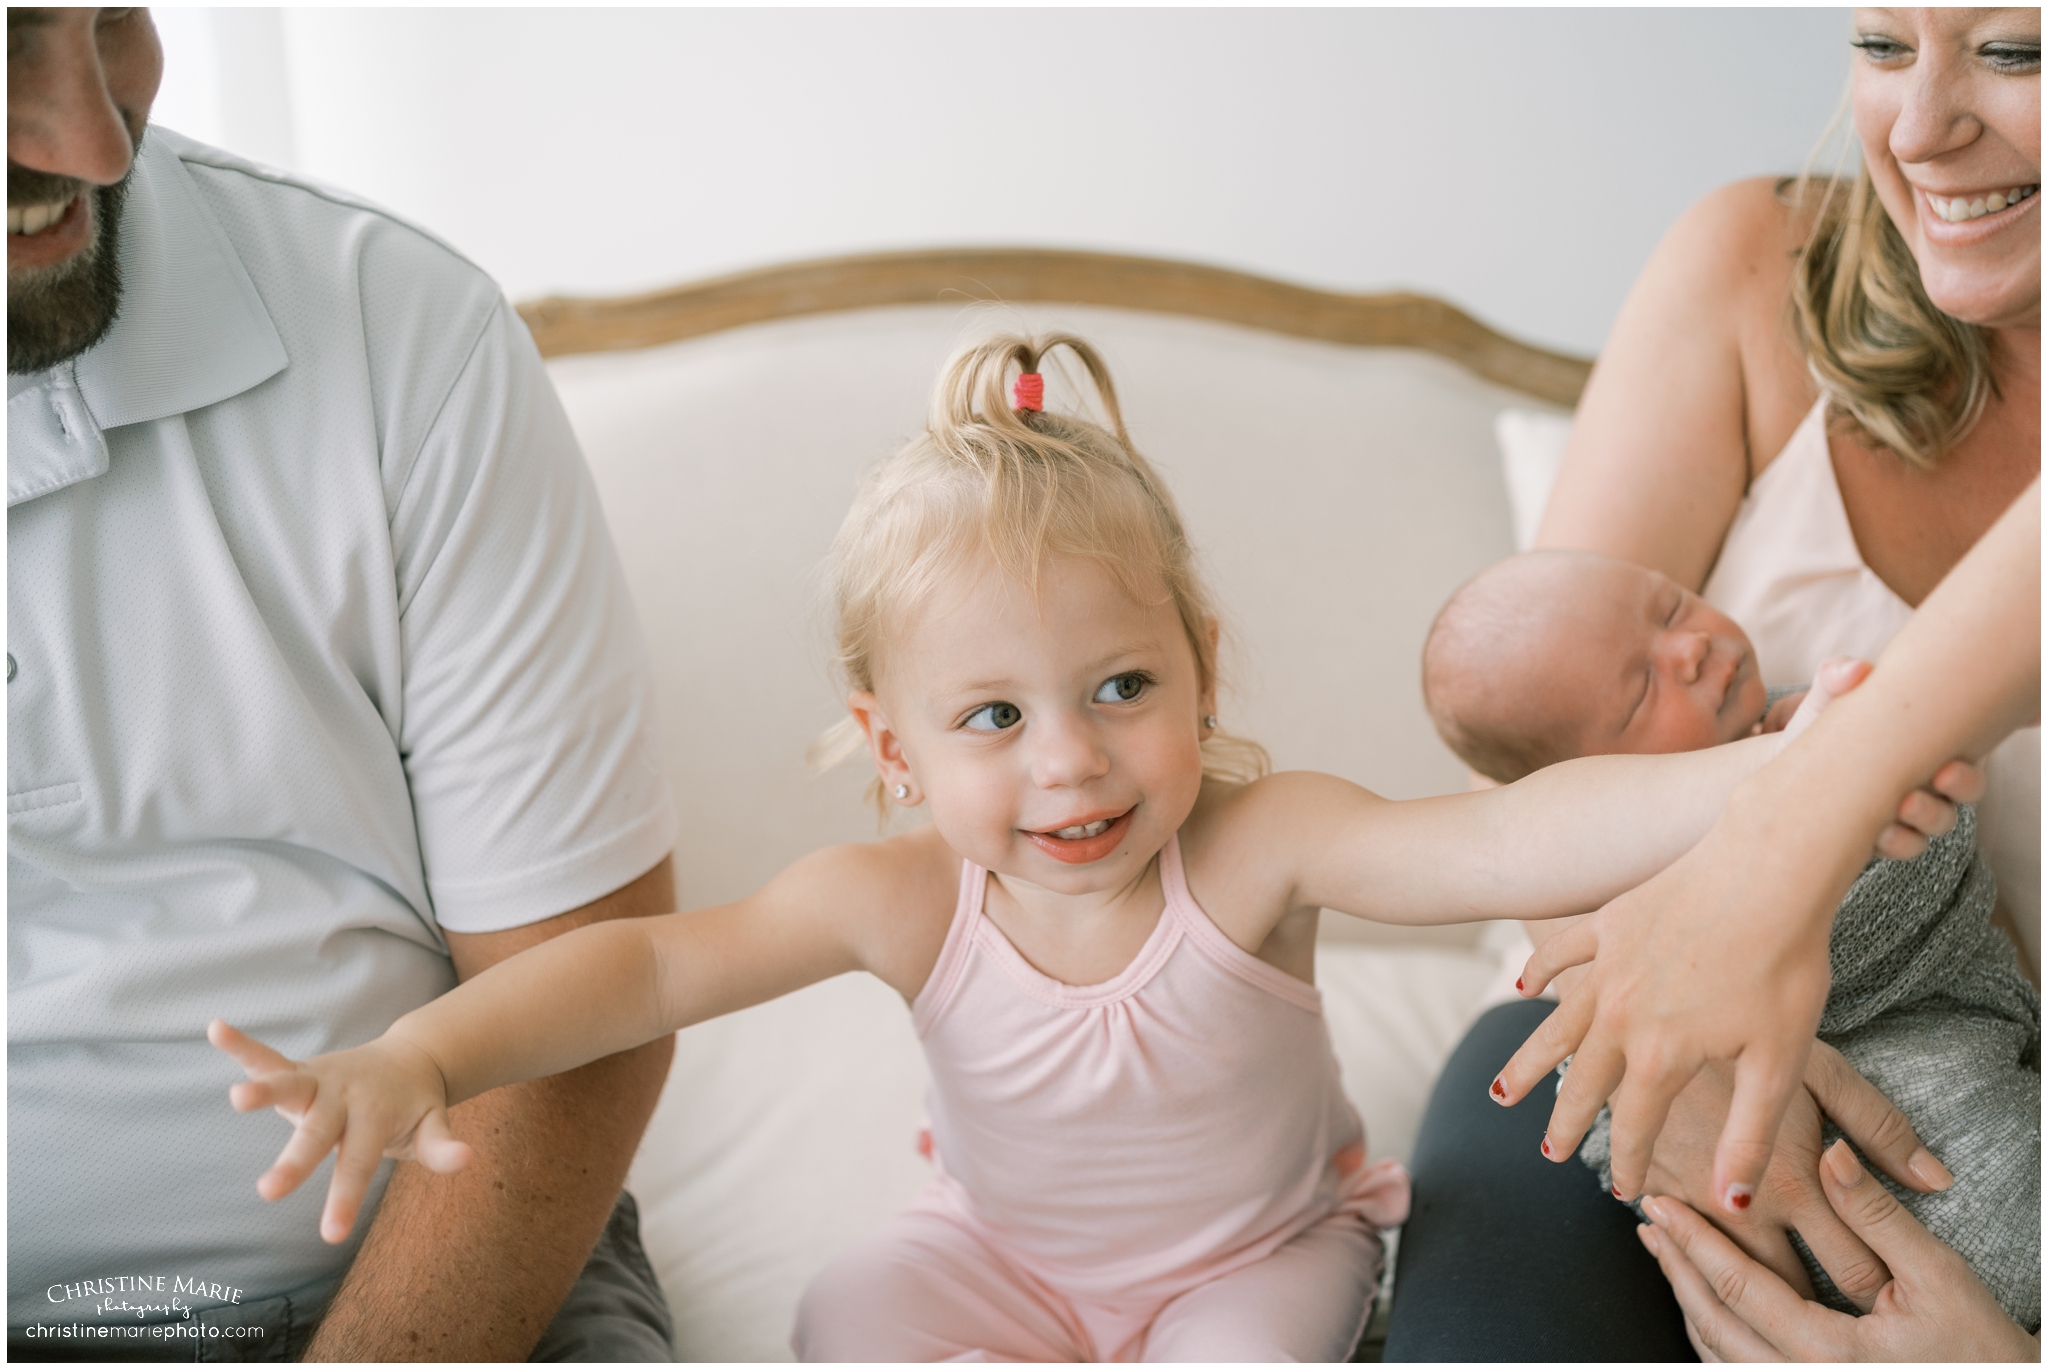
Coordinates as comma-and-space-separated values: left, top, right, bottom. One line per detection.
209, 336, 1949, 1361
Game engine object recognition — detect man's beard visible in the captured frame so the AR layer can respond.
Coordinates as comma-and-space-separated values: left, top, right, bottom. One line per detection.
8, 160, 133, 375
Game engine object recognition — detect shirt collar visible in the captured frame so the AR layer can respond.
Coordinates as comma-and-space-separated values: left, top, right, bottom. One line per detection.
8, 129, 287, 507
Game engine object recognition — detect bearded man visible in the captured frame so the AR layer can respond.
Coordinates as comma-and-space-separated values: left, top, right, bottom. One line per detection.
9, 10, 680, 1360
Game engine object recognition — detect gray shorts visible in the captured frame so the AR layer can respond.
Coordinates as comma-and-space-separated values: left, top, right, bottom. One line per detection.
8, 1191, 673, 1363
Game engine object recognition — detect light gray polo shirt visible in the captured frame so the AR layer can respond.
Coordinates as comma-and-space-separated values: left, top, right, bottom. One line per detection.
8, 128, 677, 1326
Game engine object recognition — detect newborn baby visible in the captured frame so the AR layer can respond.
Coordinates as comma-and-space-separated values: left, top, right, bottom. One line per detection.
1423, 549, 2041, 1329
1421, 548, 1794, 783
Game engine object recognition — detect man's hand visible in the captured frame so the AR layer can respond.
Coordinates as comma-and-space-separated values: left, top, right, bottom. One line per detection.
1639, 1141, 2037, 1362
209, 1020, 473, 1244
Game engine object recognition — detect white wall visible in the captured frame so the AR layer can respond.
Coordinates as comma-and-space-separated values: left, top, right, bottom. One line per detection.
154, 7, 1856, 356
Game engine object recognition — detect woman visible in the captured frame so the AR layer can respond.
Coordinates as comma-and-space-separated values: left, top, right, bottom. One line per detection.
1386, 9, 2038, 1359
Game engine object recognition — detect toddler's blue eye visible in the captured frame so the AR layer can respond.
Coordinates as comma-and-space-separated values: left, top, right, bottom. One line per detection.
1094, 673, 1148, 704
964, 702, 1023, 732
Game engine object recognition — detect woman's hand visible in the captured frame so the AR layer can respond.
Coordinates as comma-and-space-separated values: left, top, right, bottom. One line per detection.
208, 1019, 473, 1243
1639, 1140, 2038, 1362
1618, 1041, 1954, 1311
1492, 661, 1983, 1211
1501, 487, 2038, 1215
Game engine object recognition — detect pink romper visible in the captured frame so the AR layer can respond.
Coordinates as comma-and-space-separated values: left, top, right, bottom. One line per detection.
793, 835, 1410, 1362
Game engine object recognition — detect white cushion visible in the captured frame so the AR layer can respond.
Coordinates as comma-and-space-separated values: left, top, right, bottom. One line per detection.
1493, 407, 1573, 553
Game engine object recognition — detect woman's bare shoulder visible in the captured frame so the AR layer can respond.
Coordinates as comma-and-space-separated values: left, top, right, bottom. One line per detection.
1651, 177, 1816, 314
1539, 175, 1826, 582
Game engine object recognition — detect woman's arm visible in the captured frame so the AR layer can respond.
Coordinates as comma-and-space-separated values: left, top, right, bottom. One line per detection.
1535, 178, 1813, 588
1503, 482, 2040, 1213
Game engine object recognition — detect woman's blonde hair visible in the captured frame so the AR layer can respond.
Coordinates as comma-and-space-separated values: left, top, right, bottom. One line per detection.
1788, 164, 1995, 469
811, 331, 1269, 817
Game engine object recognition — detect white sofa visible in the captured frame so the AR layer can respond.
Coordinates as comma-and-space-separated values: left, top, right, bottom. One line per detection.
534, 258, 1581, 1361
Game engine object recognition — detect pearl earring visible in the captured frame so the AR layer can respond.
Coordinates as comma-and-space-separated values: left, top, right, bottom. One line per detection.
1203, 715, 1219, 730
893, 783, 911, 801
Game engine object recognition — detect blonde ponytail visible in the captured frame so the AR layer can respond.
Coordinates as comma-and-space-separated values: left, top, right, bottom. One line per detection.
813, 332, 1268, 819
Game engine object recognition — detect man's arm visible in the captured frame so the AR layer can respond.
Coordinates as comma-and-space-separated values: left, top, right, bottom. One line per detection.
304, 856, 677, 1361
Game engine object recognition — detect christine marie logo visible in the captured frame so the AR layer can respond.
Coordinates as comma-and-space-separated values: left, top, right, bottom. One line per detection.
45, 1274, 244, 1320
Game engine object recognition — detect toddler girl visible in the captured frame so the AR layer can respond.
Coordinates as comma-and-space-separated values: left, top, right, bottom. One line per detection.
211, 335, 1916, 1362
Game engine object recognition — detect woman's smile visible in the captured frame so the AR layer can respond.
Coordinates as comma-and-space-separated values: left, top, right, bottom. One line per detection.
1915, 180, 2041, 250
1921, 182, 2038, 223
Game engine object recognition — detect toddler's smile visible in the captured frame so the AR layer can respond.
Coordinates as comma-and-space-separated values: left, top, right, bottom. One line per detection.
1028, 808, 1135, 863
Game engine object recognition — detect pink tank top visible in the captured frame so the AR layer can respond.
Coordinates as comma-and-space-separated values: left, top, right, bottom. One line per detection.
910, 834, 1410, 1304
1704, 399, 2039, 965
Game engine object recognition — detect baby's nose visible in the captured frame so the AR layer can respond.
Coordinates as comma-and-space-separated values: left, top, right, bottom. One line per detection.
1663, 630, 1711, 681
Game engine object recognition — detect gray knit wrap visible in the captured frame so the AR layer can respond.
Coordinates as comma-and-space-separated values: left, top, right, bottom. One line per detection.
1577, 803, 2041, 1330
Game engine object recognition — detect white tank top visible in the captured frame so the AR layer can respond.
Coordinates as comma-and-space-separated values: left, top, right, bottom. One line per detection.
1703, 399, 2040, 968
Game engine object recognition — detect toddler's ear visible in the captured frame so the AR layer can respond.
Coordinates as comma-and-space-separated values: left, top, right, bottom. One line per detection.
1198, 616, 1222, 719
847, 692, 906, 771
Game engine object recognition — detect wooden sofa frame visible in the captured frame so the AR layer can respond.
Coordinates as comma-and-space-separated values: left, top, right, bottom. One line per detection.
517, 247, 1592, 409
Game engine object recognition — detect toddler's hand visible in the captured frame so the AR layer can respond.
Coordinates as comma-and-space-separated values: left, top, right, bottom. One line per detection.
208, 1020, 473, 1244
1775, 658, 1986, 860
1774, 656, 1871, 741
1757, 690, 1807, 735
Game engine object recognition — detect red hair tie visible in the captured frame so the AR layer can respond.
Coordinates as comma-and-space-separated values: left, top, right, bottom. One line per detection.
1013, 372, 1044, 412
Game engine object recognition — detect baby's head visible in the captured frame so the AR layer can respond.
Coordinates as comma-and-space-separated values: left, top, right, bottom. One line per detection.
817, 332, 1267, 837
1422, 550, 1768, 783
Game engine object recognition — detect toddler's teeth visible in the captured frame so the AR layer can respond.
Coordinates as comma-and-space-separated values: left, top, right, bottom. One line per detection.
1051, 819, 1112, 839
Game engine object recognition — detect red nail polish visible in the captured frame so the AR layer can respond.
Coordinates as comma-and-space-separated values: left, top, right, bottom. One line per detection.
1731, 1190, 1752, 1210
1612, 1185, 1626, 1200
1490, 1077, 1507, 1101
1540, 1137, 1553, 1159
1515, 976, 1525, 992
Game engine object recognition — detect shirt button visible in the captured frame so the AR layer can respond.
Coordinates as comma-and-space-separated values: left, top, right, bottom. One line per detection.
5, 654, 13, 683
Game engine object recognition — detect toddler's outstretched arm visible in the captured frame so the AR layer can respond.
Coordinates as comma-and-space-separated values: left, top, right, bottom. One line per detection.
1251, 661, 1960, 928
211, 837, 939, 1241
209, 1020, 475, 1244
